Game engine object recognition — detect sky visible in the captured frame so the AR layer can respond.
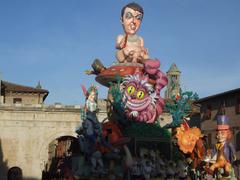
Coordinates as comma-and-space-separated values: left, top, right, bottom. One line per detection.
0, 0, 239, 105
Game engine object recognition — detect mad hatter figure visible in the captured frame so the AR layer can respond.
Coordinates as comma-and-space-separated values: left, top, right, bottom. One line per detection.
206, 115, 237, 178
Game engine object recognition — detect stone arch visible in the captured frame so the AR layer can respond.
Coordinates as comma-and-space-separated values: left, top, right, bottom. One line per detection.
39, 131, 77, 171
7, 166, 23, 180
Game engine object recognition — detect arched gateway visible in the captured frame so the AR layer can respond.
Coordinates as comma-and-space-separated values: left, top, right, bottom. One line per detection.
41, 135, 78, 179
0, 103, 82, 179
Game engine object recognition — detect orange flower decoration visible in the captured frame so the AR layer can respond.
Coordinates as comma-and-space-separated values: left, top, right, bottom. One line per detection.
176, 124, 202, 154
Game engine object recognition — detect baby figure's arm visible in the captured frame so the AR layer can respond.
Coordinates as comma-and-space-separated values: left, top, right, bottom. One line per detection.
116, 34, 128, 49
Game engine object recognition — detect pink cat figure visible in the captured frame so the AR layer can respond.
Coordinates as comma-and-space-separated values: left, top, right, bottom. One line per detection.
121, 59, 168, 123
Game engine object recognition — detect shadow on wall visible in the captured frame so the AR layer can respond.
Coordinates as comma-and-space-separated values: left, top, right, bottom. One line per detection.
0, 139, 9, 179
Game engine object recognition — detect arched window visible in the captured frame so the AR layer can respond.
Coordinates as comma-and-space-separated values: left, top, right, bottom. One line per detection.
7, 167, 22, 180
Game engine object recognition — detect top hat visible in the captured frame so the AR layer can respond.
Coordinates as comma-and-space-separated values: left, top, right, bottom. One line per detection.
217, 115, 230, 130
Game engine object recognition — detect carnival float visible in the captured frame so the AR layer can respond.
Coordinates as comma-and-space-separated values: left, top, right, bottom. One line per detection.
44, 2, 238, 180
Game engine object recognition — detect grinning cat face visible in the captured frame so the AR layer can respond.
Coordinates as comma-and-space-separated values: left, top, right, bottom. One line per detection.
121, 75, 155, 113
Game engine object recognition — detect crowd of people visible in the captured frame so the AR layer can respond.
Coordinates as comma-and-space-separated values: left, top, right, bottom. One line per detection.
129, 149, 188, 180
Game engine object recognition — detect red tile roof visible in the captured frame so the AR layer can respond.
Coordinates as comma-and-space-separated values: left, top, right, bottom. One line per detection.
197, 88, 240, 103
1, 81, 49, 101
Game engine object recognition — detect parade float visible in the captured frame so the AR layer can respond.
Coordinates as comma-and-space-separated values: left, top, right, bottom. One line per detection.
45, 2, 237, 180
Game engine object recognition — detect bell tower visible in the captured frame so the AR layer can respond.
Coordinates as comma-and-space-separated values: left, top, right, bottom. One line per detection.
165, 63, 181, 99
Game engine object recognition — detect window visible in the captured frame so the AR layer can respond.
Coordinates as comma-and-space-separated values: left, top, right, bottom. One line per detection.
235, 98, 240, 114
8, 167, 22, 180
218, 100, 226, 115
13, 98, 22, 104
204, 104, 212, 120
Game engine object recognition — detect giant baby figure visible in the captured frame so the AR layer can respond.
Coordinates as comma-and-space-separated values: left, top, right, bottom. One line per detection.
116, 2, 149, 64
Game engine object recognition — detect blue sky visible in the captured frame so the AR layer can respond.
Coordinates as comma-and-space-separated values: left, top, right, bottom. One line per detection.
0, 0, 239, 105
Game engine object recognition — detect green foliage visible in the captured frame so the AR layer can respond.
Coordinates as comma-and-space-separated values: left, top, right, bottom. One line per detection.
172, 144, 185, 162
123, 121, 171, 138
109, 75, 125, 112
164, 89, 199, 128
108, 75, 129, 126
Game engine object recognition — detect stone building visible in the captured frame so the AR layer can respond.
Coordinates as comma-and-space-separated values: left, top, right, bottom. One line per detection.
0, 80, 49, 105
0, 80, 107, 179
197, 88, 240, 159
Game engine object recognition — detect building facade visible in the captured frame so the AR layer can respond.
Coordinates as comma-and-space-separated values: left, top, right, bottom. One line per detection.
0, 80, 108, 179
197, 88, 240, 159
0, 81, 48, 105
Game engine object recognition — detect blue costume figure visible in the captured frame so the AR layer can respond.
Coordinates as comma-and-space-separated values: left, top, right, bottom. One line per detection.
207, 115, 237, 178
78, 85, 122, 175
81, 85, 102, 142
77, 85, 105, 173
